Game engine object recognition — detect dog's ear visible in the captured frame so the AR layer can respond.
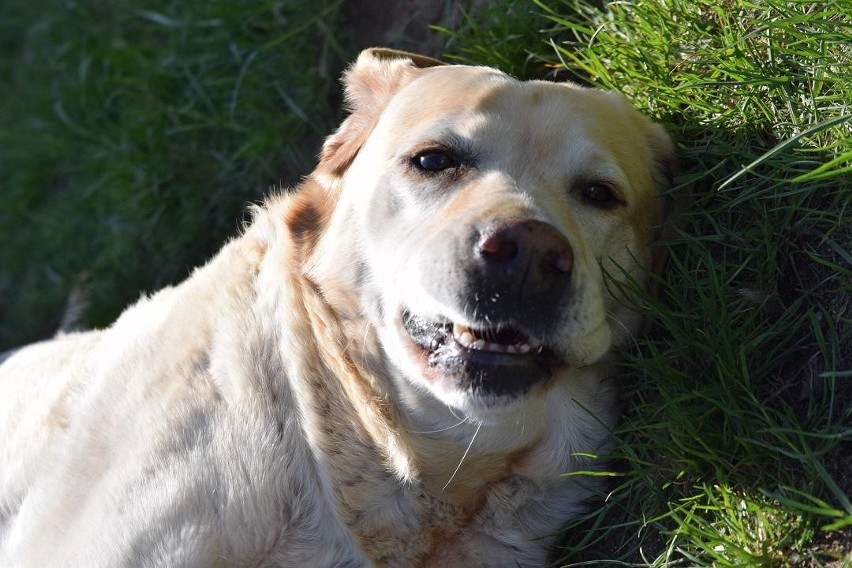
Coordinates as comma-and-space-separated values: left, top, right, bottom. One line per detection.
648, 123, 677, 198
314, 48, 447, 183
645, 123, 679, 304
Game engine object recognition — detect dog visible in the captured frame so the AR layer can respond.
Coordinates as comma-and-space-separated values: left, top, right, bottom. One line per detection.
0, 48, 673, 567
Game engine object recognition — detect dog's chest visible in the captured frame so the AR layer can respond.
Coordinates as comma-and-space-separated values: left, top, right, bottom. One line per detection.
325, 457, 543, 567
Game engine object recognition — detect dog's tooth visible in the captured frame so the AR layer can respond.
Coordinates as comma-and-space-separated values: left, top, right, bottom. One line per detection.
518, 344, 530, 354
487, 342, 504, 353
458, 331, 476, 347
471, 339, 485, 350
506, 345, 518, 354
454, 323, 479, 342
528, 337, 542, 350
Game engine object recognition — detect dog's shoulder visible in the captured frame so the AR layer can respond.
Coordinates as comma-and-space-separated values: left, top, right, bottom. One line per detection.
0, 209, 368, 565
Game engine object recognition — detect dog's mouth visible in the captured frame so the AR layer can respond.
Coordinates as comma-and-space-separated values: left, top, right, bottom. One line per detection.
401, 311, 563, 401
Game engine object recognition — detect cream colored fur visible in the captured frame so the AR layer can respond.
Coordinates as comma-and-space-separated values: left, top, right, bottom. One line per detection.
0, 49, 673, 567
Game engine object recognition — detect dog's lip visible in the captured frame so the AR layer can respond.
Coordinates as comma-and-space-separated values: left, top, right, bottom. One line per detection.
400, 311, 557, 362
400, 310, 563, 401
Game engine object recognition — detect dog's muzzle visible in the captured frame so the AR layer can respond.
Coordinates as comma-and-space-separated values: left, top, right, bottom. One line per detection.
402, 219, 574, 401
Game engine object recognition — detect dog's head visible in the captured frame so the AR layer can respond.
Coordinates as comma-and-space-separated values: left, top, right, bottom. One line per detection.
303, 49, 674, 417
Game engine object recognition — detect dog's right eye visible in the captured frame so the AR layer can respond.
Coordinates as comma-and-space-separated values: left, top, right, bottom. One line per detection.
412, 151, 456, 172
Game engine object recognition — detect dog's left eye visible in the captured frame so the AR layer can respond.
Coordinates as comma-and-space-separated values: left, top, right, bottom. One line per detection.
580, 182, 622, 209
412, 151, 456, 172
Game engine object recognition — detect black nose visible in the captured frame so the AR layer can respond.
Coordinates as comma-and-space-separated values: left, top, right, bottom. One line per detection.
477, 219, 573, 274
469, 220, 574, 328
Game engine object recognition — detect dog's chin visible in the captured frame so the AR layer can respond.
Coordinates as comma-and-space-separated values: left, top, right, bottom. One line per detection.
398, 311, 567, 411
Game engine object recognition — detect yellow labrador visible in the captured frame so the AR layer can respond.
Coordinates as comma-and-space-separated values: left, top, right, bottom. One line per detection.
0, 49, 673, 566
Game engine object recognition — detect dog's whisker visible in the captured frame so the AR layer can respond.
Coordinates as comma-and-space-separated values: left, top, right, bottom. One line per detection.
605, 312, 640, 349
447, 405, 465, 422
442, 420, 481, 492
407, 416, 469, 435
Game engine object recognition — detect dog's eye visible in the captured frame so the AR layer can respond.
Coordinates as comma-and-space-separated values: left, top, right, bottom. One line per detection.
580, 182, 621, 208
412, 151, 456, 172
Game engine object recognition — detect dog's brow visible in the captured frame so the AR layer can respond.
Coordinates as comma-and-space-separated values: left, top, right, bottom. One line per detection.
562, 145, 630, 194
405, 132, 477, 162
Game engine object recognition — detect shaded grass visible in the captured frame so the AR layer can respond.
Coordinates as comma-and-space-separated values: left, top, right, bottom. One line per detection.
0, 0, 345, 349
447, 0, 851, 565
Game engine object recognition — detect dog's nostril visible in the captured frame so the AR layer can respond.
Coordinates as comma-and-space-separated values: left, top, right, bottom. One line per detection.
544, 248, 574, 274
478, 234, 520, 263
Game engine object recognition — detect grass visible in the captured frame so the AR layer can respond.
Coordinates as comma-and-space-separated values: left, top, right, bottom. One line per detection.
0, 0, 346, 349
1, 0, 849, 565
445, 0, 851, 565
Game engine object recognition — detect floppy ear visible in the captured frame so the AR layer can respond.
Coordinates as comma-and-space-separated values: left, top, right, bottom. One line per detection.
645, 123, 679, 304
314, 48, 446, 183
648, 123, 677, 234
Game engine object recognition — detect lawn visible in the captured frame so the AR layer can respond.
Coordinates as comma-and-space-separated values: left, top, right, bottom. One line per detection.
1, 0, 849, 565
